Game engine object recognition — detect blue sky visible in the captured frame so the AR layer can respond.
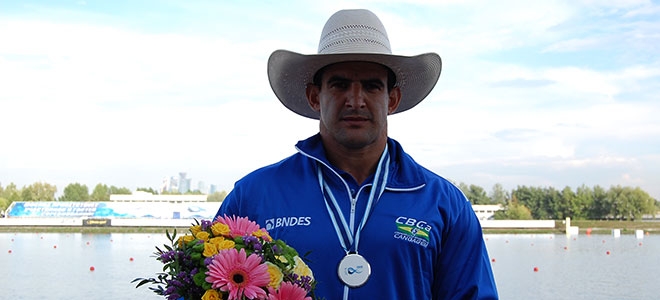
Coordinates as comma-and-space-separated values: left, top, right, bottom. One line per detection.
1, 0, 659, 200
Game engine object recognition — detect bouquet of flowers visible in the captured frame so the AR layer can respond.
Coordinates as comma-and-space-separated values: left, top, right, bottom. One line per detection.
134, 215, 317, 300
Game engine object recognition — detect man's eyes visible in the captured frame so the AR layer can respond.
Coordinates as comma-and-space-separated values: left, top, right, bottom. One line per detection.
330, 81, 349, 89
328, 81, 383, 91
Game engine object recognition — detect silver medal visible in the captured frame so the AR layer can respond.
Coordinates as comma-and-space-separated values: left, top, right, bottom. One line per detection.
337, 253, 371, 287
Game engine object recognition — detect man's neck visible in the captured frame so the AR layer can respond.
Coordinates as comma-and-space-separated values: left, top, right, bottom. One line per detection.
323, 138, 387, 185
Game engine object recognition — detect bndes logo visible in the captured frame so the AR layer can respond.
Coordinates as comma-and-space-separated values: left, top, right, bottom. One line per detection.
265, 216, 312, 231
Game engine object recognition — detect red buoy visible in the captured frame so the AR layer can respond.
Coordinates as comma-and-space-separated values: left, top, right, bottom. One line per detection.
533, 267, 539, 272
89, 266, 95, 271
130, 257, 134, 262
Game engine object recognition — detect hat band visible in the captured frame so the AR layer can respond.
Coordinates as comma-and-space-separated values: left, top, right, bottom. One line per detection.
319, 24, 391, 54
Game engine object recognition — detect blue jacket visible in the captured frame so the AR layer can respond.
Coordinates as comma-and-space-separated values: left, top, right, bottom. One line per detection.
216, 134, 498, 299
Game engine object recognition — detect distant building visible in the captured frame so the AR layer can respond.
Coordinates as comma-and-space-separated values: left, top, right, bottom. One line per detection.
178, 172, 191, 194
472, 204, 503, 220
161, 175, 179, 193
110, 191, 207, 203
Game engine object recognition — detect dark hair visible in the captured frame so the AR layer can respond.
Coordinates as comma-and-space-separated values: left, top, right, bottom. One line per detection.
312, 63, 397, 91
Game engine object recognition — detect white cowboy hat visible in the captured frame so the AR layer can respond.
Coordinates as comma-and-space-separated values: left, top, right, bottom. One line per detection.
267, 9, 442, 119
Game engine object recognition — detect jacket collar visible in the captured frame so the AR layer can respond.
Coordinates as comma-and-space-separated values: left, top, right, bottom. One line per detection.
295, 134, 426, 190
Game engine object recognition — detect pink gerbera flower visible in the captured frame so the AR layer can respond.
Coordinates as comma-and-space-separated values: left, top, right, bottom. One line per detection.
219, 215, 263, 238
206, 248, 270, 300
267, 281, 312, 300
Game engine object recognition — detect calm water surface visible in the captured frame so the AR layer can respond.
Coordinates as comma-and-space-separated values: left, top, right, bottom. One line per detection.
1, 232, 658, 299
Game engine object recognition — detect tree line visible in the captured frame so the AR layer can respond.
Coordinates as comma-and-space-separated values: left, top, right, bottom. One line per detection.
458, 183, 659, 221
1, 181, 657, 220
0, 182, 228, 213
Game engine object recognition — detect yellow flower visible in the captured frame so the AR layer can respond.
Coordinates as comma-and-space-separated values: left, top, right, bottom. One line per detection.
196, 231, 210, 241
177, 235, 196, 247
201, 289, 222, 300
293, 256, 314, 280
251, 229, 272, 241
211, 222, 230, 236
265, 261, 283, 289
190, 225, 202, 236
217, 239, 235, 250
276, 255, 288, 264
203, 242, 218, 257
209, 236, 225, 246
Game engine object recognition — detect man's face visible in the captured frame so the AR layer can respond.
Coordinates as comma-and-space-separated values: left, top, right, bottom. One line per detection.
306, 61, 401, 150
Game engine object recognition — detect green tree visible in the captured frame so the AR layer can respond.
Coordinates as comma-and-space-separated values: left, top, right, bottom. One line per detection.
137, 187, 159, 195
610, 186, 657, 220
109, 186, 132, 195
573, 185, 594, 219
513, 186, 548, 219
553, 186, 576, 220
21, 188, 35, 202
458, 183, 490, 204
607, 185, 627, 220
494, 203, 533, 220
0, 197, 10, 213
22, 182, 57, 201
59, 183, 90, 202
490, 183, 509, 205
588, 185, 609, 219
162, 190, 182, 195
207, 191, 228, 202
90, 184, 110, 201
0, 183, 21, 204
542, 187, 560, 220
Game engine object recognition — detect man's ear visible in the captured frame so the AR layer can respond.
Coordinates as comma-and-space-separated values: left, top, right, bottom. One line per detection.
306, 83, 321, 112
388, 86, 402, 114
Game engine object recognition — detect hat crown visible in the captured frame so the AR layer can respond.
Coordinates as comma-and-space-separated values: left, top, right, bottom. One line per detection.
318, 9, 392, 55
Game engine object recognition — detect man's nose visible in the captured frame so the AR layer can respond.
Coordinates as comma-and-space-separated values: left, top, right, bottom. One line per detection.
345, 82, 366, 108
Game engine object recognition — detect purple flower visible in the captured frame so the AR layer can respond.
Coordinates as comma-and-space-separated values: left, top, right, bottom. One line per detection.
271, 244, 282, 255
201, 220, 212, 231
159, 250, 177, 263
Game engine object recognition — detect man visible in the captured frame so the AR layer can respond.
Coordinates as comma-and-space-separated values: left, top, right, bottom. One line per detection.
216, 9, 498, 299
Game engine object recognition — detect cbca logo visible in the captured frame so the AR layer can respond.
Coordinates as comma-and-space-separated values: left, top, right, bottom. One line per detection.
393, 216, 431, 247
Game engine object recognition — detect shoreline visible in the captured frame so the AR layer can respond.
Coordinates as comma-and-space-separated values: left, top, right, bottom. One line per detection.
0, 219, 658, 234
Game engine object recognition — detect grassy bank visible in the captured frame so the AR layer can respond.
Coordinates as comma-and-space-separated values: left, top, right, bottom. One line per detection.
0, 226, 187, 234
1, 220, 658, 234
568, 220, 660, 234
483, 220, 660, 235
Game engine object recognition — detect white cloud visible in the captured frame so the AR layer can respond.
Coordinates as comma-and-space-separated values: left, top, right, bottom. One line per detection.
1, 0, 659, 200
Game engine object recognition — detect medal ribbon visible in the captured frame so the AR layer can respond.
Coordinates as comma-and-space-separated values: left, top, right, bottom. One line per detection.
317, 144, 390, 254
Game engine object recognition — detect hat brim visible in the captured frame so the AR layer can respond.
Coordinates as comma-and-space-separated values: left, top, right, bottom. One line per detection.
268, 50, 442, 119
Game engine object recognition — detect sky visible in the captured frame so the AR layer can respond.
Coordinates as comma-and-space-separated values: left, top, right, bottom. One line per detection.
1, 0, 659, 200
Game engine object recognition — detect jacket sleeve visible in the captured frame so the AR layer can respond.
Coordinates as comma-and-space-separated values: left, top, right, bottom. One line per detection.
214, 187, 241, 220
433, 196, 499, 300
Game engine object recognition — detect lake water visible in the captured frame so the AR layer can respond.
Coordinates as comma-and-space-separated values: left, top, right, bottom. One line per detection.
1, 232, 657, 299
